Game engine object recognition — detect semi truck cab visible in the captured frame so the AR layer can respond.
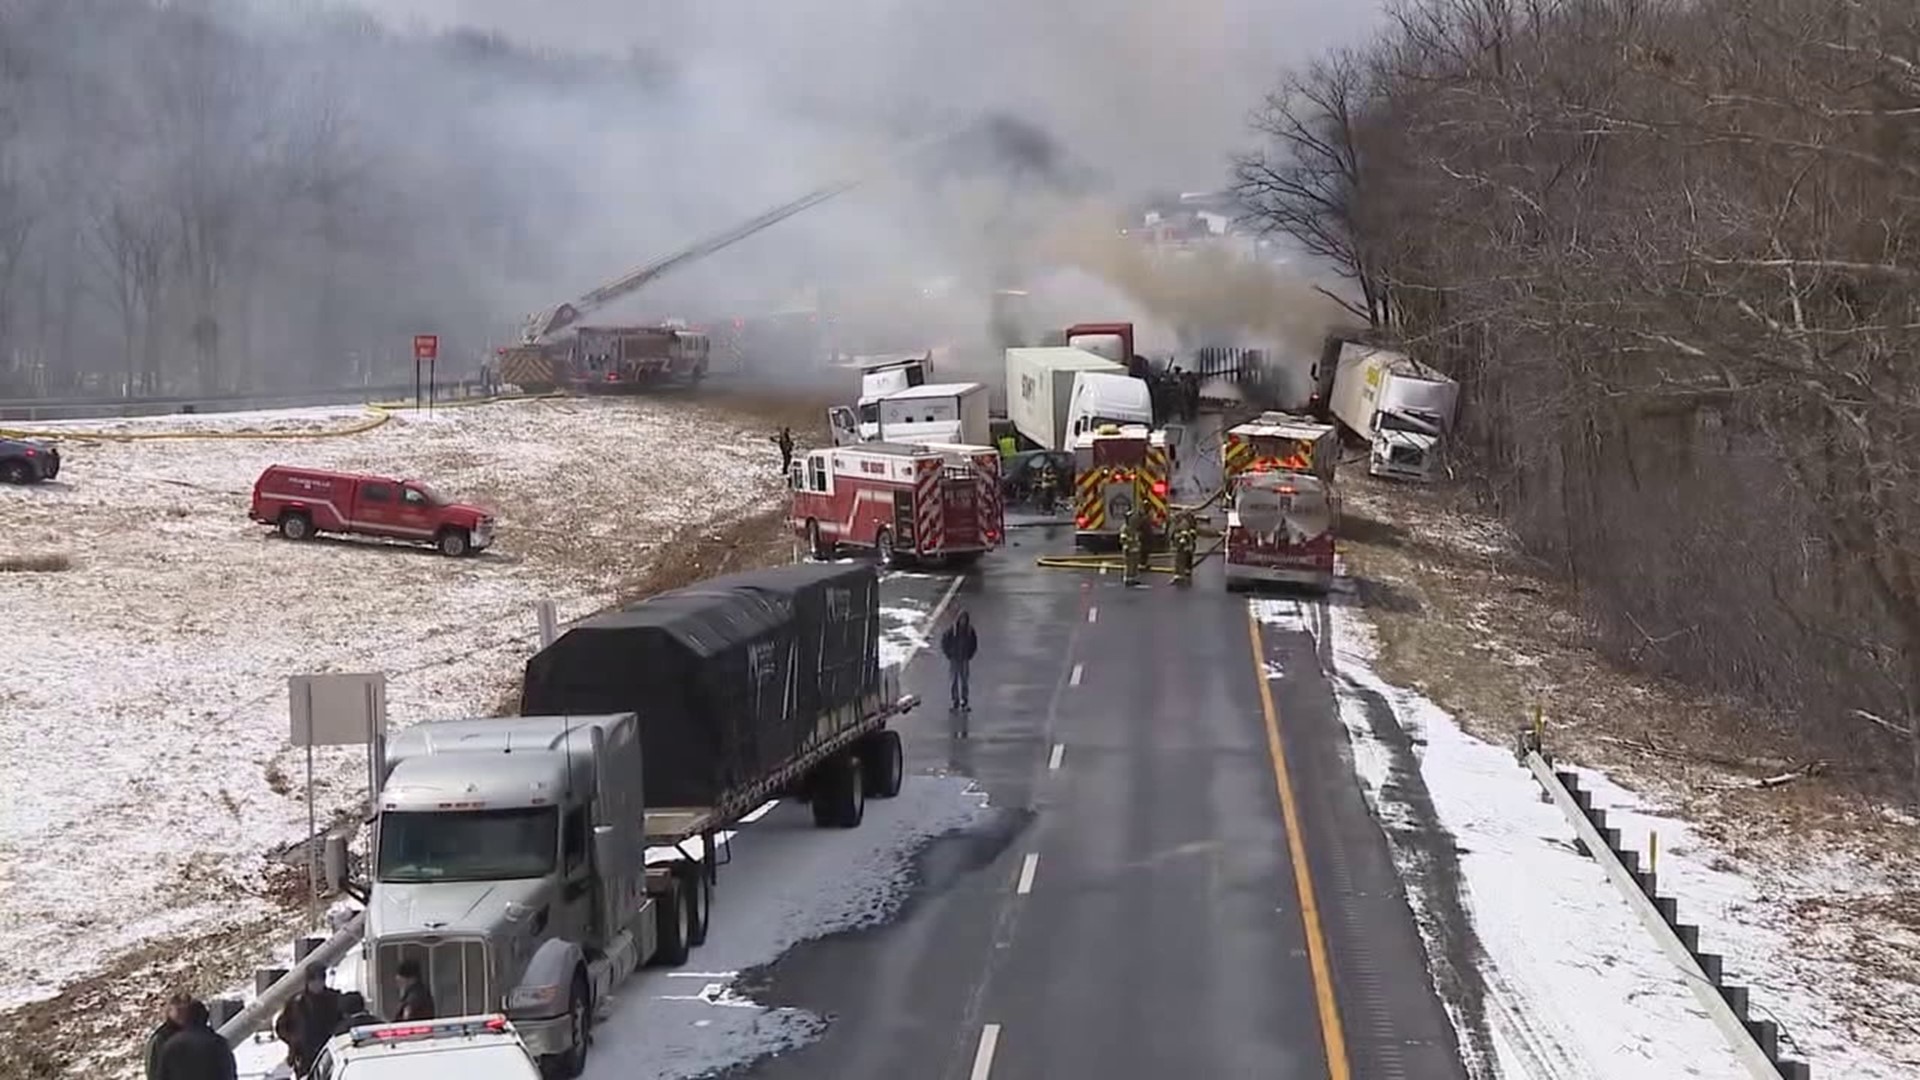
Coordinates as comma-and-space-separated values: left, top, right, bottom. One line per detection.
366, 714, 655, 1076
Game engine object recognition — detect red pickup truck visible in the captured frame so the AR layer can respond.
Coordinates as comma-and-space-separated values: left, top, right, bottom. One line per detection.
250, 465, 495, 557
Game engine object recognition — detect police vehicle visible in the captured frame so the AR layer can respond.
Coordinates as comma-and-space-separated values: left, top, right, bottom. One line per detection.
308, 1015, 544, 1080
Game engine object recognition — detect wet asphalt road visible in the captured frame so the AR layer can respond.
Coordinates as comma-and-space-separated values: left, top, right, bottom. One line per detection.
738, 419, 1471, 1080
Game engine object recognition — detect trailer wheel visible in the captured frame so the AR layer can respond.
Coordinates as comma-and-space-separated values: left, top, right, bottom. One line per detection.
811, 752, 866, 828
860, 729, 905, 799
677, 863, 711, 947
652, 879, 691, 967
541, 970, 592, 1079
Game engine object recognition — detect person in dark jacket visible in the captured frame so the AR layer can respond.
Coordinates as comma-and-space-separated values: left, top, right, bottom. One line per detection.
275, 967, 342, 1077
393, 958, 436, 1022
156, 998, 236, 1080
941, 611, 980, 714
144, 992, 195, 1080
771, 427, 796, 474
330, 991, 381, 1036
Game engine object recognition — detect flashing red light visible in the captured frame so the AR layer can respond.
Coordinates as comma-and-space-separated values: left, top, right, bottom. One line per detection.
606, 373, 619, 382
375, 1025, 435, 1040
1151, 481, 1168, 496
23, 448, 34, 457
1075, 515, 1089, 528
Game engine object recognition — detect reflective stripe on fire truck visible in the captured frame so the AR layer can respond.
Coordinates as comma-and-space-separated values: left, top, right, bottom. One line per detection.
914, 457, 943, 554
1143, 445, 1170, 523
974, 451, 1003, 544
1076, 467, 1105, 531
1223, 433, 1251, 476
498, 351, 554, 389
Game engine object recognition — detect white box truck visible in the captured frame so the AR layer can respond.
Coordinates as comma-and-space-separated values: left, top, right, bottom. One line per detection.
1005, 347, 1128, 451
828, 381, 990, 447
1327, 344, 1459, 482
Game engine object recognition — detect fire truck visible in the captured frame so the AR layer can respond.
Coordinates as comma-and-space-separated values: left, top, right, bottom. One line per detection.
1072, 423, 1171, 549
1222, 411, 1338, 491
790, 442, 1004, 567
1223, 469, 1338, 593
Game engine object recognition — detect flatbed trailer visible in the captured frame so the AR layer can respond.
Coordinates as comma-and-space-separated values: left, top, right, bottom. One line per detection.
634, 665, 916, 951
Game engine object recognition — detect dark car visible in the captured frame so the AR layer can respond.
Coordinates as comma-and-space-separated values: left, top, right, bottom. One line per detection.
0, 437, 59, 484
1001, 449, 1075, 507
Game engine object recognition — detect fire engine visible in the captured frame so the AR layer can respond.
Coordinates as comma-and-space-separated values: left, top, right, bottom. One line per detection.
1223, 469, 1338, 593
1072, 423, 1171, 549
790, 442, 1004, 567
1222, 411, 1338, 492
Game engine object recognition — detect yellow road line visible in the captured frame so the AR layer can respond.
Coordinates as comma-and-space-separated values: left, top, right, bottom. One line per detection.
1246, 609, 1351, 1080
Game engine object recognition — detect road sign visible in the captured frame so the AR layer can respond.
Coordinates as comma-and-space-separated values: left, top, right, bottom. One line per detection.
413, 334, 439, 362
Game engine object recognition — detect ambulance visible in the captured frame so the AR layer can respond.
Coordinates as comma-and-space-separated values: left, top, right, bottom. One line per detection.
1223, 469, 1338, 593
789, 441, 1004, 567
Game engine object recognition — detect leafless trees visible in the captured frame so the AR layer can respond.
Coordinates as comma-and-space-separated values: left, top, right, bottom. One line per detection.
0, 0, 651, 398
1239, 0, 1920, 798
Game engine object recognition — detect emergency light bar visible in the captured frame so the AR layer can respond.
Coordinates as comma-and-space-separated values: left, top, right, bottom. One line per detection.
349, 1015, 511, 1048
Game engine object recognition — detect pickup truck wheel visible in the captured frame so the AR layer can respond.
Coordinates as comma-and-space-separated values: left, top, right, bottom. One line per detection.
860, 729, 905, 799
436, 527, 471, 557
811, 751, 865, 829
543, 971, 592, 1079
278, 511, 313, 541
652, 878, 691, 967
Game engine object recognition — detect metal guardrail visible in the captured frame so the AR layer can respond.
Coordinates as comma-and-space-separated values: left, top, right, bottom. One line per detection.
0, 383, 470, 422
216, 912, 366, 1050
1516, 730, 1809, 1079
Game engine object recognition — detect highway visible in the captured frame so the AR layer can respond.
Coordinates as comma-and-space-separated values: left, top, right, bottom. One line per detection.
739, 440, 1470, 1080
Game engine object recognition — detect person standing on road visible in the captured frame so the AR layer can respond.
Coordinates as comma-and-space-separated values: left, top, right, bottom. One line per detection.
941, 611, 980, 715
155, 998, 236, 1080
144, 992, 194, 1080
771, 427, 796, 475
392, 958, 437, 1022
275, 967, 342, 1078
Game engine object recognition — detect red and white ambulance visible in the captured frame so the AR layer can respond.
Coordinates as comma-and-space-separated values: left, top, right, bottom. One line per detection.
789, 442, 1004, 567
1071, 423, 1170, 549
1223, 469, 1338, 593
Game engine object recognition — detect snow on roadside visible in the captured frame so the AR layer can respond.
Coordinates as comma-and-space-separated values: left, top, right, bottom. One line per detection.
0, 398, 781, 1011
1252, 597, 1749, 1079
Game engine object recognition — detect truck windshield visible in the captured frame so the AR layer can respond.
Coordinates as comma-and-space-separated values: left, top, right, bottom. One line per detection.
409, 483, 450, 506
376, 808, 558, 883
1378, 410, 1441, 436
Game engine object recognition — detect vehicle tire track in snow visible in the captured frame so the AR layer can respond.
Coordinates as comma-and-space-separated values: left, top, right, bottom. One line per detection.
1327, 667, 1504, 1078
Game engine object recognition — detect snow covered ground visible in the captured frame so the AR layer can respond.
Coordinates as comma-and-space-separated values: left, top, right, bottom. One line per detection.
0, 399, 785, 1010
1253, 587, 1917, 1079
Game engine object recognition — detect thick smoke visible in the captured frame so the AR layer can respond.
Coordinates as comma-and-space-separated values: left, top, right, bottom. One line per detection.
0, 0, 1380, 394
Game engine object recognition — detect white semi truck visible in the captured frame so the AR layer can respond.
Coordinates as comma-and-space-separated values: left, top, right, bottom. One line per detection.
1326, 343, 1459, 482
358, 563, 912, 1078
1005, 347, 1151, 452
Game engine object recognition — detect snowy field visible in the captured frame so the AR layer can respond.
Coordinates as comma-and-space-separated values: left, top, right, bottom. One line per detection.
0, 399, 787, 1011
1253, 586, 1918, 1079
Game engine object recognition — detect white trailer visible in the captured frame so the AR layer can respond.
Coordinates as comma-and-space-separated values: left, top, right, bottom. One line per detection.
1327, 343, 1459, 482
828, 381, 991, 447
1005, 347, 1126, 451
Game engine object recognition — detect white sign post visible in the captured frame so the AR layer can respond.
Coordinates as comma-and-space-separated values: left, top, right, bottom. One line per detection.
289, 673, 388, 930
536, 599, 558, 648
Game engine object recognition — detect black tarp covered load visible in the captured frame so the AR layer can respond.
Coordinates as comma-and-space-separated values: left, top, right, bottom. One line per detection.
519, 562, 881, 809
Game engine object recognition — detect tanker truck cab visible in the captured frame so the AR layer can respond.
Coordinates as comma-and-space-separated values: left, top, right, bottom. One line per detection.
367, 713, 661, 1079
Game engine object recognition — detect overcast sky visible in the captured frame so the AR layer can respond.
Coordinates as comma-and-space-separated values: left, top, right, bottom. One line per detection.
353, 0, 1384, 192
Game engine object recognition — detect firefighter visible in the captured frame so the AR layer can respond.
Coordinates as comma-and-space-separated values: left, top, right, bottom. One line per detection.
1119, 507, 1143, 586
1035, 460, 1061, 513
1171, 510, 1198, 585
771, 427, 796, 474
